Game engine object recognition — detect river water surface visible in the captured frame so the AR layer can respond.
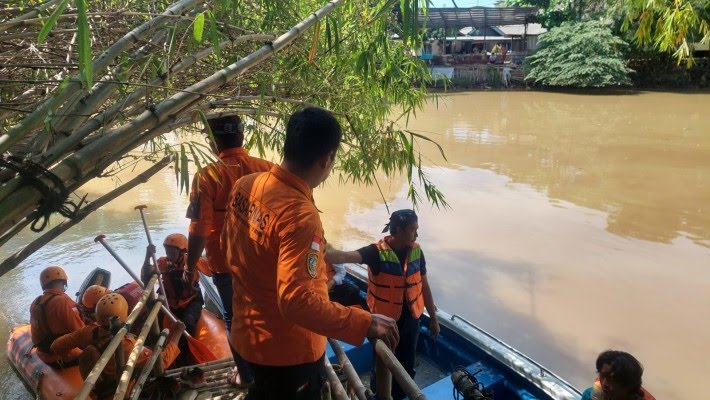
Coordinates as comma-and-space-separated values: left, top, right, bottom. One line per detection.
1, 91, 708, 399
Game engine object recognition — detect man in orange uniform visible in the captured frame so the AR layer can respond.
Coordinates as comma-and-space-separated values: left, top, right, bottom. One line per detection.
221, 107, 399, 399
185, 115, 272, 384
326, 209, 440, 400
141, 233, 202, 336
29, 265, 85, 365
51, 293, 184, 398
186, 115, 272, 333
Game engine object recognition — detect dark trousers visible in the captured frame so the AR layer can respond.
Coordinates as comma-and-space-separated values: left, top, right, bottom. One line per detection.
229, 342, 255, 384
246, 354, 326, 400
172, 296, 204, 336
212, 272, 233, 335
371, 308, 420, 400
328, 281, 369, 310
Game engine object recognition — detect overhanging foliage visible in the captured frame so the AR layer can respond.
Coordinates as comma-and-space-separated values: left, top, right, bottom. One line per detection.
0, 0, 444, 271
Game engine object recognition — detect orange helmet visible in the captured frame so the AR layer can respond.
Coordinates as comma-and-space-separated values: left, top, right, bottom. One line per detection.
40, 266, 68, 289
163, 233, 188, 250
96, 293, 129, 327
82, 285, 112, 309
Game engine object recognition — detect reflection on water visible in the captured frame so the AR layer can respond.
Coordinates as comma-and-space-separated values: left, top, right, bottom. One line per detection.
0, 91, 708, 400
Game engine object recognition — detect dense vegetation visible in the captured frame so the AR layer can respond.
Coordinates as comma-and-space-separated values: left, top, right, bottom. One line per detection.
526, 21, 632, 87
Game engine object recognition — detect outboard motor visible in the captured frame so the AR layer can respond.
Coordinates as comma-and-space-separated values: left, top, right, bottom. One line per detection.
452, 367, 494, 400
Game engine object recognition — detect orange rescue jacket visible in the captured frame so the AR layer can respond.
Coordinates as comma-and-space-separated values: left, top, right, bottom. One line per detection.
188, 147, 273, 274
367, 238, 425, 320
221, 165, 371, 366
29, 289, 84, 358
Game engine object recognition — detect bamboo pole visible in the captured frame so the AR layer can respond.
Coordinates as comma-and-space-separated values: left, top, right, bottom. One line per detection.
0, 156, 171, 276
51, 29, 170, 134
375, 354, 392, 400
328, 339, 369, 400
0, 0, 201, 154
129, 329, 169, 400
374, 340, 426, 400
325, 357, 349, 400
75, 274, 158, 400
0, 0, 62, 33
36, 33, 275, 168
113, 300, 163, 400
0, 0, 344, 234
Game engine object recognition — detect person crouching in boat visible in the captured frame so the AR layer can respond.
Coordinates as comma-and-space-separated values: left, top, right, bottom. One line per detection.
51, 293, 184, 399
29, 265, 85, 366
79, 285, 112, 324
141, 233, 203, 337
326, 209, 440, 400
582, 350, 656, 400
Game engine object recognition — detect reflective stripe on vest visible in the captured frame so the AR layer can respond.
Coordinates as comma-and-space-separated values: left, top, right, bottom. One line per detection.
366, 238, 425, 320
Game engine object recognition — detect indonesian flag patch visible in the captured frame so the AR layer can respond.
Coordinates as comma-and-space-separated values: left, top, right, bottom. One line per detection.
311, 235, 322, 252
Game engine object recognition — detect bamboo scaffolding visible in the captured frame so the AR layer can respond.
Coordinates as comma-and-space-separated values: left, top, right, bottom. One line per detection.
129, 329, 169, 400
165, 357, 235, 377
113, 300, 163, 400
0, 0, 200, 154
0, 0, 345, 235
328, 338, 369, 400
325, 356, 349, 400
0, 156, 171, 277
75, 274, 159, 400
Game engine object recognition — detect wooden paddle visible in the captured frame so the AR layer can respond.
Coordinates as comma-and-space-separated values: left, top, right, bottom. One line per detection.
94, 234, 217, 364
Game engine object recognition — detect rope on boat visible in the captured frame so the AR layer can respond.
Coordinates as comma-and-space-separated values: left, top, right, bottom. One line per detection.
325, 356, 349, 400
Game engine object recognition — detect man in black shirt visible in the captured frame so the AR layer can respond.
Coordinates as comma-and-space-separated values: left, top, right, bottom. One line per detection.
326, 209, 439, 399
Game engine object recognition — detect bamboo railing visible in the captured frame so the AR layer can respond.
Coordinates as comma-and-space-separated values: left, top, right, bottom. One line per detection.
373, 339, 427, 400
75, 274, 168, 400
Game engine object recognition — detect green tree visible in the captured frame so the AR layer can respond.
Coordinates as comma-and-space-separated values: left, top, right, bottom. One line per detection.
526, 21, 631, 87
0, 0, 443, 273
620, 0, 710, 65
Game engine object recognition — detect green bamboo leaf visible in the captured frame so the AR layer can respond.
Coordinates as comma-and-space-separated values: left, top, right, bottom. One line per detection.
38, 0, 68, 44
75, 0, 92, 87
207, 11, 220, 58
194, 12, 205, 43
405, 130, 448, 161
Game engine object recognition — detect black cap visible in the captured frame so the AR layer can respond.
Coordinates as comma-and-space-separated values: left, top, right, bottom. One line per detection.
382, 209, 418, 233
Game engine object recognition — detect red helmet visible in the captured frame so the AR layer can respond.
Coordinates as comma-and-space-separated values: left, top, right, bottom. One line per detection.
40, 266, 68, 289
96, 293, 128, 327
82, 285, 112, 309
163, 233, 187, 250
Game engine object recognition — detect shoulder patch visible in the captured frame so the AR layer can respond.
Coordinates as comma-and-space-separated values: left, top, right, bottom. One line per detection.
307, 253, 318, 278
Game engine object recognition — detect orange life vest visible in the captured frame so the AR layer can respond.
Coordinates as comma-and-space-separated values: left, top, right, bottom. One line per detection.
366, 238, 424, 320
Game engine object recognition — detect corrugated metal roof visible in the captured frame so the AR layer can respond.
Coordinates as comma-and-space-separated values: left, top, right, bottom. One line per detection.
492, 23, 547, 36
420, 7, 539, 29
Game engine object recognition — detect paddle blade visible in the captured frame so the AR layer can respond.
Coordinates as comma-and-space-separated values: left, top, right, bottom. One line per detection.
187, 335, 218, 363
